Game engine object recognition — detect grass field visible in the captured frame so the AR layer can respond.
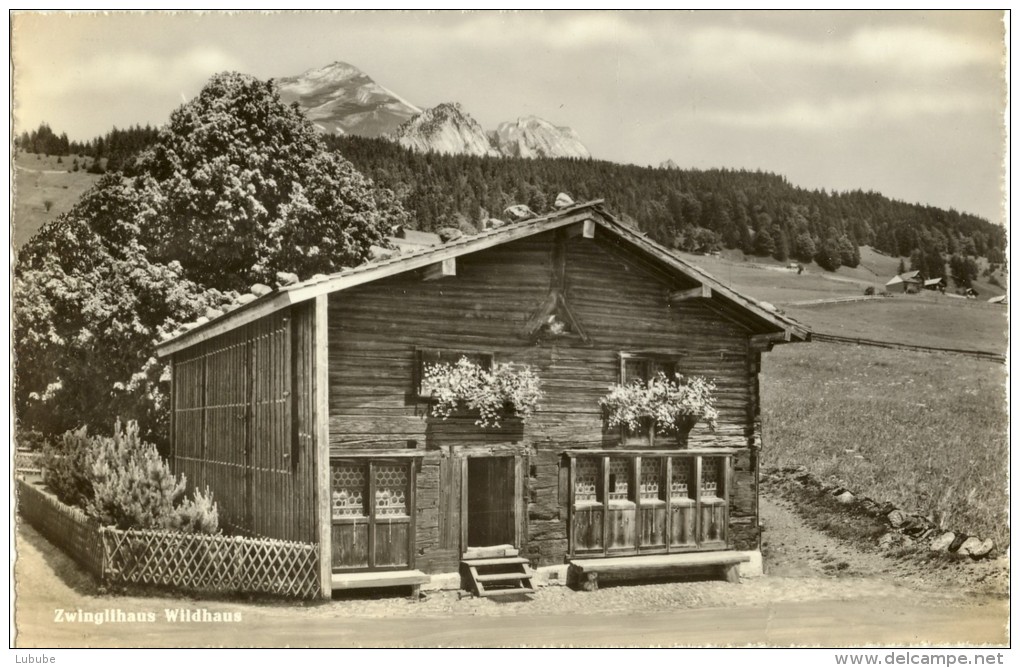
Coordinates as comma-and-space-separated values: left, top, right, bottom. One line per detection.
13, 151, 100, 249
761, 342, 1008, 548
675, 250, 873, 305
784, 295, 1008, 353
676, 245, 1007, 306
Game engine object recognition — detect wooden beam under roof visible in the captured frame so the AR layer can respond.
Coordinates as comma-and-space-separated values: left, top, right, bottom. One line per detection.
669, 285, 712, 302
422, 257, 456, 281
748, 331, 792, 351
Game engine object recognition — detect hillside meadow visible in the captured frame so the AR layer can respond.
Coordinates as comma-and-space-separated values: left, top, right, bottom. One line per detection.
783, 297, 1008, 353
13, 151, 100, 248
761, 342, 1008, 547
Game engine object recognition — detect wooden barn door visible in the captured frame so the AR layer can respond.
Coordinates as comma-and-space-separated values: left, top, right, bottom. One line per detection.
464, 456, 518, 549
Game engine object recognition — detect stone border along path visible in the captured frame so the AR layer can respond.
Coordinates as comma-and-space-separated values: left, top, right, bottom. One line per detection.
763, 467, 998, 560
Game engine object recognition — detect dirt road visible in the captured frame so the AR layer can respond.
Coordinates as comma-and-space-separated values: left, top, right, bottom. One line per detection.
14, 508, 1008, 648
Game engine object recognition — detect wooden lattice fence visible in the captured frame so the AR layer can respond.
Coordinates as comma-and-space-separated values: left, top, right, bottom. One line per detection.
16, 478, 321, 599
102, 529, 320, 598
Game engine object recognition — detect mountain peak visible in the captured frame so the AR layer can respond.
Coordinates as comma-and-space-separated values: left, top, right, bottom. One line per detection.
277, 61, 421, 137
278, 61, 592, 159
394, 103, 500, 157
296, 61, 365, 80
493, 115, 590, 159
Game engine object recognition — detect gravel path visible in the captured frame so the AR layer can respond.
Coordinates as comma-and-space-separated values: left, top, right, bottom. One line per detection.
14, 486, 1009, 647
14, 486, 1007, 626
762, 476, 1009, 596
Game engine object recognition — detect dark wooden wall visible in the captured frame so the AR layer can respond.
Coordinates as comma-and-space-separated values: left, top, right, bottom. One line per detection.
327, 229, 766, 571
171, 302, 319, 543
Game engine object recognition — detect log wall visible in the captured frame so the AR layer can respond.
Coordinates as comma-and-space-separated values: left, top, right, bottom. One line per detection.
328, 230, 765, 570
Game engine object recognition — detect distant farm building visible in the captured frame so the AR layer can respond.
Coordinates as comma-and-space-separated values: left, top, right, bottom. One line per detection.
923, 277, 946, 291
885, 270, 923, 293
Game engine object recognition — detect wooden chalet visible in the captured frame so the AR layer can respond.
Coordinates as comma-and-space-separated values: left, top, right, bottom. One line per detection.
885, 270, 923, 293
155, 201, 810, 598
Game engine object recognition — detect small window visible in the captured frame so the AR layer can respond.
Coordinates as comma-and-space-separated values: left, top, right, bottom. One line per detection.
620, 353, 678, 385
618, 353, 681, 445
415, 348, 494, 398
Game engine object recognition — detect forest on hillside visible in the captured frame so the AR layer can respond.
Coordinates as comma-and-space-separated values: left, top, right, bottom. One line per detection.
327, 135, 1005, 274
16, 121, 1005, 275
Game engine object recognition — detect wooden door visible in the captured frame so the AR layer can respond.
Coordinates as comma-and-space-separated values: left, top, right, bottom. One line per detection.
466, 457, 516, 548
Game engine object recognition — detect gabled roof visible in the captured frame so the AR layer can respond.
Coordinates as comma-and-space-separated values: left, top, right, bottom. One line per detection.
156, 201, 810, 356
886, 270, 922, 286
924, 278, 945, 287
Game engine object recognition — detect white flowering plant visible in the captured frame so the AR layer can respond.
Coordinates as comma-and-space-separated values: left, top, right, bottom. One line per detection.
600, 372, 718, 437
420, 357, 543, 429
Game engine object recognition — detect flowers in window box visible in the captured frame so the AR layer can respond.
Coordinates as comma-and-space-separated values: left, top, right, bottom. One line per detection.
421, 356, 543, 428
599, 372, 718, 442
647, 372, 718, 434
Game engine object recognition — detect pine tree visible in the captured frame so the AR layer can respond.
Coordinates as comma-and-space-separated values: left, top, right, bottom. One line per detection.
753, 228, 776, 257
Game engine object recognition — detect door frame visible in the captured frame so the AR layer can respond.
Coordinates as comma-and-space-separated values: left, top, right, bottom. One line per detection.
460, 453, 524, 554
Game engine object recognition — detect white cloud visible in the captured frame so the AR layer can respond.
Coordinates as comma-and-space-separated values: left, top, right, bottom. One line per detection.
848, 26, 1001, 71
679, 24, 1000, 76
31, 46, 243, 96
701, 90, 991, 131
444, 11, 644, 51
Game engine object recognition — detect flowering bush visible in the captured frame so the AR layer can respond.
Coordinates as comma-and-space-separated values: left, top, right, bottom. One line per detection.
599, 372, 718, 436
421, 357, 543, 428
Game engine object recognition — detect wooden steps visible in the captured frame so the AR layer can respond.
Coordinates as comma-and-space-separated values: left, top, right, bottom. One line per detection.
460, 546, 535, 598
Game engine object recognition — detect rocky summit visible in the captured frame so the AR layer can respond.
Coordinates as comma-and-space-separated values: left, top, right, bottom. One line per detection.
277, 61, 421, 138
392, 102, 500, 157
280, 61, 592, 159
492, 116, 591, 159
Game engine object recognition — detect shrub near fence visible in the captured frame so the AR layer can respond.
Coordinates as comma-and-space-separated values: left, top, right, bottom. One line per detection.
16, 478, 321, 599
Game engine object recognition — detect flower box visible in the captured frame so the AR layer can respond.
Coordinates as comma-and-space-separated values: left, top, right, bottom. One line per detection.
420, 356, 542, 429
599, 372, 718, 447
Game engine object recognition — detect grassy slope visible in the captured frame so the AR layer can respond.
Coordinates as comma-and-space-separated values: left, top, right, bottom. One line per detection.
675, 247, 1007, 354
682, 246, 1008, 547
673, 250, 867, 305
761, 342, 1008, 547
13, 151, 100, 249
783, 296, 1008, 353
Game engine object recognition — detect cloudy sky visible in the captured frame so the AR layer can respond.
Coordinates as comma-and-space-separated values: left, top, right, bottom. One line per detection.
12, 10, 1007, 224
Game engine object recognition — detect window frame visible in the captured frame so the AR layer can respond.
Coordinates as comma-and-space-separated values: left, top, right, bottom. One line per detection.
414, 347, 495, 401
566, 451, 732, 558
617, 352, 682, 446
329, 457, 418, 573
